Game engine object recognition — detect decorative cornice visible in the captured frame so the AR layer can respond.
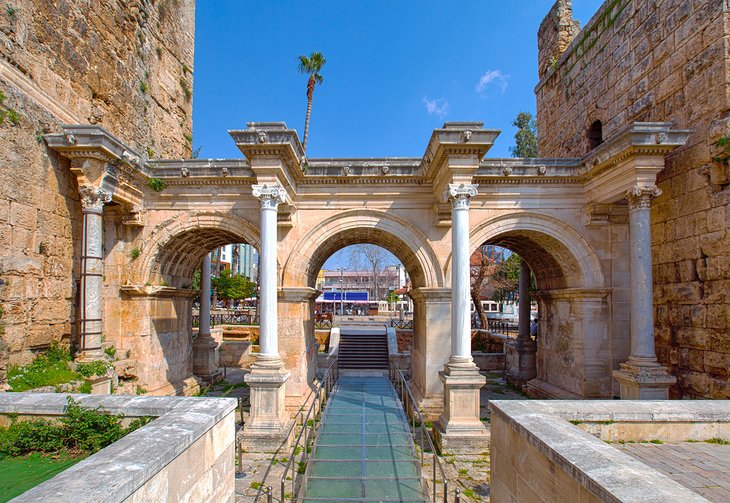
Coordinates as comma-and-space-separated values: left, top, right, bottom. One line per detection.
120, 285, 199, 298
420, 122, 500, 179
625, 185, 661, 210
580, 123, 691, 180
474, 177, 582, 185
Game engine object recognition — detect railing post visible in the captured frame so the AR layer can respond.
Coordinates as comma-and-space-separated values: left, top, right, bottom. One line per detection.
455, 487, 461, 503
267, 485, 273, 503
433, 457, 437, 503
281, 479, 286, 503
445, 481, 449, 503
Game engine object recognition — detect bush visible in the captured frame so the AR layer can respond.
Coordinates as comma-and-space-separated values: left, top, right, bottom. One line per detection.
0, 397, 156, 459
60, 398, 126, 453
75, 360, 110, 378
0, 418, 65, 457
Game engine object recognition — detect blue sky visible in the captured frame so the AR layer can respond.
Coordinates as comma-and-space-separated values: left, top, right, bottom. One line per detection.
193, 0, 604, 160
192, 1, 604, 269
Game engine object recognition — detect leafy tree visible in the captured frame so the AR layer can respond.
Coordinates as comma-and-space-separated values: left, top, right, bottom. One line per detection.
211, 269, 256, 305
509, 111, 538, 158
470, 246, 519, 328
349, 244, 391, 302
297, 52, 326, 153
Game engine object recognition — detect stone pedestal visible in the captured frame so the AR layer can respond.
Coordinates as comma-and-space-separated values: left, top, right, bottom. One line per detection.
240, 359, 293, 451
193, 334, 222, 385
506, 338, 537, 388
613, 359, 676, 399
88, 376, 112, 395
434, 363, 490, 454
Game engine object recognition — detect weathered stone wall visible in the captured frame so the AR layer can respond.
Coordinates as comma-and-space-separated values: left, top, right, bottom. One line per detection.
0, 0, 195, 373
536, 0, 729, 398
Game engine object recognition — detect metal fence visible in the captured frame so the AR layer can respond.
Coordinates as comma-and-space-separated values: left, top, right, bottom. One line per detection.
471, 317, 518, 336
192, 313, 259, 327
389, 319, 414, 330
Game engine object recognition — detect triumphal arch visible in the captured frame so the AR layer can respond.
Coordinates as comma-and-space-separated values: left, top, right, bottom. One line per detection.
46, 120, 688, 449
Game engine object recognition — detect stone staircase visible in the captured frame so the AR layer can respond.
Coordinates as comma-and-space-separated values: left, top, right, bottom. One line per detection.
338, 326, 389, 371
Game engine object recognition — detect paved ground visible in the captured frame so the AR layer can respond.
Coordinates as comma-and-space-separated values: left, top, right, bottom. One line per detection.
616, 442, 730, 502
225, 366, 524, 503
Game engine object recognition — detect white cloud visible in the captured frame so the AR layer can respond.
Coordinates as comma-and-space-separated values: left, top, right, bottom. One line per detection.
475, 69, 509, 94
422, 96, 450, 118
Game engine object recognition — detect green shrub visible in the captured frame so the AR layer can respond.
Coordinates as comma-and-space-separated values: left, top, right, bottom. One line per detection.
104, 346, 116, 358
130, 247, 141, 260
0, 418, 64, 457
75, 360, 109, 378
0, 398, 154, 459
147, 177, 166, 192
60, 398, 125, 453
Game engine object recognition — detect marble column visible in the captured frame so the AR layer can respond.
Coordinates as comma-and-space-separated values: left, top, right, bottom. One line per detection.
507, 259, 537, 386
242, 183, 292, 451
434, 183, 489, 454
613, 185, 676, 399
77, 185, 111, 361
193, 254, 221, 383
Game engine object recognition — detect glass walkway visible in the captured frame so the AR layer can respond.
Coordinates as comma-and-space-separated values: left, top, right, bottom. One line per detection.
301, 375, 427, 503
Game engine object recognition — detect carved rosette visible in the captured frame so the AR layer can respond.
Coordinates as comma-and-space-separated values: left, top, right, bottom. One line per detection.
447, 183, 478, 209
626, 185, 661, 210
252, 183, 288, 210
79, 185, 112, 212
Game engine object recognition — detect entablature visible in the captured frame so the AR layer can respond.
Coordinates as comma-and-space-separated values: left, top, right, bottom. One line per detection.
580, 122, 690, 203
45, 125, 149, 208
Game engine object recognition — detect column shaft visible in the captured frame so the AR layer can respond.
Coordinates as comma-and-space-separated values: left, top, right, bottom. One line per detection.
628, 203, 657, 361
199, 254, 212, 336
78, 185, 110, 359
258, 199, 278, 358
451, 200, 472, 361
518, 259, 530, 340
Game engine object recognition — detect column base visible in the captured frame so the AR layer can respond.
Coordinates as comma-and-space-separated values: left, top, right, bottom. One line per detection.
193, 333, 222, 385
434, 361, 489, 454
505, 338, 537, 388
241, 358, 293, 452
613, 358, 676, 399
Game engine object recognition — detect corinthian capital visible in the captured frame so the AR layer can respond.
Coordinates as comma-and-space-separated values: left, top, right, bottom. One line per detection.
626, 185, 661, 210
79, 185, 112, 212
252, 183, 288, 209
447, 183, 479, 209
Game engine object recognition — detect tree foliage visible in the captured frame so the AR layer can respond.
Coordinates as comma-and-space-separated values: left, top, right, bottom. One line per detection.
348, 244, 392, 302
297, 51, 326, 152
509, 111, 538, 158
470, 246, 520, 328
211, 269, 256, 302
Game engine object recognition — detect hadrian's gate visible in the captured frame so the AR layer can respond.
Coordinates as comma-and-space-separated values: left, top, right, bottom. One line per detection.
46, 120, 689, 418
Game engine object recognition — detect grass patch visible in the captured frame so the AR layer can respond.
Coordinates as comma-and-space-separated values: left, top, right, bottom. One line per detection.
7, 343, 78, 392
648, 439, 663, 444
705, 438, 729, 445
0, 451, 87, 501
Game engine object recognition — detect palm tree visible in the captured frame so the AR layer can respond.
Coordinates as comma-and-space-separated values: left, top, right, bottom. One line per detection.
297, 52, 326, 153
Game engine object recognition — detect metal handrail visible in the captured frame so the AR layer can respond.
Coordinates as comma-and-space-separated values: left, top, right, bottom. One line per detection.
389, 361, 448, 503
279, 359, 339, 502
